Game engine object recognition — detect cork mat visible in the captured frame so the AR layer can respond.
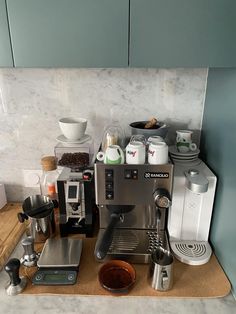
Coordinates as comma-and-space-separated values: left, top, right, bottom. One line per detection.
20, 237, 231, 298
0, 203, 26, 270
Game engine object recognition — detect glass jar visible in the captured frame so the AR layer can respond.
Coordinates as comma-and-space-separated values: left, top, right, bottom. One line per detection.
40, 156, 59, 200
101, 120, 125, 152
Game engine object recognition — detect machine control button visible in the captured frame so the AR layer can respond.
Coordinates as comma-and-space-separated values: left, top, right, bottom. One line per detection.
124, 169, 138, 179
71, 203, 80, 211
68, 274, 75, 281
106, 182, 113, 190
83, 172, 92, 180
105, 169, 113, 180
132, 169, 138, 179
124, 170, 132, 179
35, 274, 43, 281
106, 191, 114, 200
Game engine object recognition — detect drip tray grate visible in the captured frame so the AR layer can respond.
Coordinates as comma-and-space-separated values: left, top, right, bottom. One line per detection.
170, 241, 212, 265
97, 229, 168, 263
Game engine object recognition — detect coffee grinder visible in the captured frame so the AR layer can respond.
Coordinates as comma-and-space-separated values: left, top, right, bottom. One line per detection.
55, 141, 96, 237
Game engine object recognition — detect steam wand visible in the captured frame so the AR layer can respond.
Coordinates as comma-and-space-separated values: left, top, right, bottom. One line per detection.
153, 188, 172, 252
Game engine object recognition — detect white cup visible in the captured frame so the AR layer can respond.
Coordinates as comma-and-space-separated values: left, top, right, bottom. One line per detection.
176, 130, 197, 153
148, 142, 168, 165
126, 141, 146, 164
147, 136, 164, 144
59, 117, 87, 140
97, 145, 124, 165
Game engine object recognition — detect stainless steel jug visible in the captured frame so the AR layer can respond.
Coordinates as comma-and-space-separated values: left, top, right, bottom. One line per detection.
148, 246, 174, 291
18, 195, 56, 243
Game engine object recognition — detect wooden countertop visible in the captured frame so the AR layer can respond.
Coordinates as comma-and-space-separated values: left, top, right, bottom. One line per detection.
0, 203, 26, 270
21, 237, 231, 298
1, 203, 231, 298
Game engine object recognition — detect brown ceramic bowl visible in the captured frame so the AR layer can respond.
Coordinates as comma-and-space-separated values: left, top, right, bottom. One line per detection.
98, 260, 136, 294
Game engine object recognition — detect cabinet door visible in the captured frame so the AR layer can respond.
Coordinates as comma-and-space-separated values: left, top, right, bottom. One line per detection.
7, 0, 128, 67
130, 0, 236, 67
0, 0, 13, 66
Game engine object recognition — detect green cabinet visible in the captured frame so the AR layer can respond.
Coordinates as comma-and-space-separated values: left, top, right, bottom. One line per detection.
0, 0, 13, 66
130, 0, 236, 67
5, 0, 236, 68
7, 0, 129, 67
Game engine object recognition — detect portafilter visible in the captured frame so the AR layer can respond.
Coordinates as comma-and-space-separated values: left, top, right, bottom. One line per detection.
94, 204, 135, 260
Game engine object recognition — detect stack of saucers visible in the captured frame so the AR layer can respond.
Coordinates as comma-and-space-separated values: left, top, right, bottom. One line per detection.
169, 145, 200, 162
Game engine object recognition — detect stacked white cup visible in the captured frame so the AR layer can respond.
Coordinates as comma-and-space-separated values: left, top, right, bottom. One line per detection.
125, 135, 146, 164
147, 136, 168, 165
125, 135, 168, 165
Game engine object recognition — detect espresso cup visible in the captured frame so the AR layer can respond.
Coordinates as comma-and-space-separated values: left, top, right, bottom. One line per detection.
148, 142, 168, 165
97, 145, 124, 165
126, 141, 146, 164
176, 130, 197, 153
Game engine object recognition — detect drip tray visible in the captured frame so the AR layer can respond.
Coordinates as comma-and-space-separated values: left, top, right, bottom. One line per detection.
97, 229, 167, 264
170, 241, 212, 265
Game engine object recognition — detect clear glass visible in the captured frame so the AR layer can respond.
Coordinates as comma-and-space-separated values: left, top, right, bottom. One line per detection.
102, 120, 125, 152
40, 169, 59, 200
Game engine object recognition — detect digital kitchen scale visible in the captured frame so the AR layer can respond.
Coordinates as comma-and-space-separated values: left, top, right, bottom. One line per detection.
32, 238, 82, 285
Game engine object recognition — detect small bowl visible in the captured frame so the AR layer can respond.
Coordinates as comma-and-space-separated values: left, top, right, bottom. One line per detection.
129, 121, 168, 139
59, 117, 87, 140
98, 260, 136, 294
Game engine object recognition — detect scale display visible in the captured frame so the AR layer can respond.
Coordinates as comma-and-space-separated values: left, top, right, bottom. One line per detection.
66, 181, 80, 203
32, 269, 77, 285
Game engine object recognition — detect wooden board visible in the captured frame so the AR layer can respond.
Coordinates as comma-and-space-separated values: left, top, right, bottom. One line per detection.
0, 203, 26, 270
20, 237, 231, 298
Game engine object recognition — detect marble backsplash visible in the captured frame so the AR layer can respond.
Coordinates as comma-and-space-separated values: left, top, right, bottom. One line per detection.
0, 68, 207, 201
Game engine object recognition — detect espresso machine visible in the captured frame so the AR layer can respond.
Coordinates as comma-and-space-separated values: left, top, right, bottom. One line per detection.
57, 167, 96, 237
94, 161, 174, 263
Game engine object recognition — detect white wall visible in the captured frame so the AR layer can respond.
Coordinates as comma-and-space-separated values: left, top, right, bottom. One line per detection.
0, 68, 207, 201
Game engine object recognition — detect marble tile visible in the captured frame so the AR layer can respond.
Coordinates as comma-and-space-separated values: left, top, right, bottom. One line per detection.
0, 68, 207, 201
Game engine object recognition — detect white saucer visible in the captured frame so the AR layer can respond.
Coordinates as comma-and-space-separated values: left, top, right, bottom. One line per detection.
171, 155, 198, 160
169, 145, 200, 157
171, 156, 198, 162
56, 134, 91, 144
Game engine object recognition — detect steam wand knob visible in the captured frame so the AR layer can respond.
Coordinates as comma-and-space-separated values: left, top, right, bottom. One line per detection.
153, 188, 171, 209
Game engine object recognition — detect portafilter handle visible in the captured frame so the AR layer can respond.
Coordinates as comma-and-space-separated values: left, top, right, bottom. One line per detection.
94, 213, 121, 260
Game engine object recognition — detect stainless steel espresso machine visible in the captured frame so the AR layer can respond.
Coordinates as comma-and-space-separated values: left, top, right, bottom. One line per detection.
94, 162, 174, 263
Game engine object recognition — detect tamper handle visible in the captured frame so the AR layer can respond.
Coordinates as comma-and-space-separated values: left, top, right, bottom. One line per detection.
4, 258, 21, 286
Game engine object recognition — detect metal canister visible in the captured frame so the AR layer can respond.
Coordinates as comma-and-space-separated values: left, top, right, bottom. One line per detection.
148, 246, 174, 291
18, 195, 56, 243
